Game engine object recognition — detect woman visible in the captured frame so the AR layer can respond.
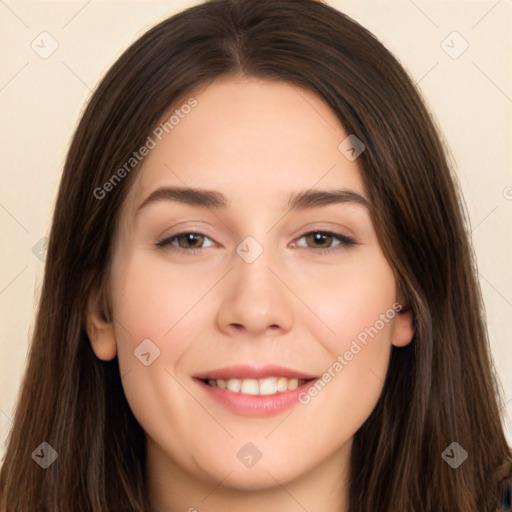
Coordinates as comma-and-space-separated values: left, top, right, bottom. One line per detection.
1, 0, 510, 510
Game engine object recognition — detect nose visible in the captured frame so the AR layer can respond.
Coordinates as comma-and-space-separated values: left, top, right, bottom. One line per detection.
215, 242, 295, 338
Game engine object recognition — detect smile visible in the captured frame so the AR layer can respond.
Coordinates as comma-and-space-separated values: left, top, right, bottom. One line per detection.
193, 365, 319, 417
203, 376, 311, 395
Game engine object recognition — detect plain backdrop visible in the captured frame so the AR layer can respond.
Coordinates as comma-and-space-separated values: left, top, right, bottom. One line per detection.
0, 0, 511, 460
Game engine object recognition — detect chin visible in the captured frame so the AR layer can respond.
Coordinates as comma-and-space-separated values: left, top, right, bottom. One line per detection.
217, 466, 299, 492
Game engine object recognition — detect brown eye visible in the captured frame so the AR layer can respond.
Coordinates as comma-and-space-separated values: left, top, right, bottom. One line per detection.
292, 231, 356, 252
305, 232, 333, 249
175, 233, 205, 249
156, 232, 215, 251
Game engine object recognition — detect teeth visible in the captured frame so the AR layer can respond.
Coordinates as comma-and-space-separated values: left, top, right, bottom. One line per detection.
240, 379, 259, 395
227, 379, 241, 392
287, 378, 299, 390
206, 376, 309, 395
259, 377, 277, 395
276, 377, 288, 392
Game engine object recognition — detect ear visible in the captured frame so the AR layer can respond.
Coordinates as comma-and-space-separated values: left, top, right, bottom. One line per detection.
86, 287, 117, 361
390, 298, 414, 348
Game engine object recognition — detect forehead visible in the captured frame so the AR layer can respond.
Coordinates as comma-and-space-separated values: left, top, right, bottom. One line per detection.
124, 76, 366, 215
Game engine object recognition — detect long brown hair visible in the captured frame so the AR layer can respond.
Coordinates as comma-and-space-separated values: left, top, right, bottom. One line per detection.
1, 0, 510, 510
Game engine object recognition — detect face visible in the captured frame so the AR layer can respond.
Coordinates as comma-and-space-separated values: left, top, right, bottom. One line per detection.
88, 76, 413, 500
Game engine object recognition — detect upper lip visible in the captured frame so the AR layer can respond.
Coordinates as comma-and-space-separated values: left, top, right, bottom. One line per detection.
193, 365, 318, 381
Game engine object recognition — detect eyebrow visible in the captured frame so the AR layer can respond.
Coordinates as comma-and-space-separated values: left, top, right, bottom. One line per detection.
136, 186, 370, 214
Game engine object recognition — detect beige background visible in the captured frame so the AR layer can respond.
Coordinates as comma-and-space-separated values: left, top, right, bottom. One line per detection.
0, 0, 511, 460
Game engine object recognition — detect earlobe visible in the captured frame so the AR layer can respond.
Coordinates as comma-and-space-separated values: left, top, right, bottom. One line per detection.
391, 301, 414, 348
86, 289, 117, 361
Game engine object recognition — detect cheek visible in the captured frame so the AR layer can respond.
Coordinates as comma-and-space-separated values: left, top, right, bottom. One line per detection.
293, 250, 397, 426
111, 249, 216, 353
299, 251, 397, 355
108, 249, 220, 424
108, 251, 219, 467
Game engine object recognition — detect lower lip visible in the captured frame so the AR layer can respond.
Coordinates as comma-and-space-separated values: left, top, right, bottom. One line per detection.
195, 379, 317, 418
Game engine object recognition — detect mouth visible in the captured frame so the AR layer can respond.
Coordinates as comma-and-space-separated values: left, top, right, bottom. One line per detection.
193, 365, 318, 417
198, 376, 315, 396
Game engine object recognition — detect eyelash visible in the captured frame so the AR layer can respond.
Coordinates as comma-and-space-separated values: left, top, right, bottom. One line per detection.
155, 230, 357, 255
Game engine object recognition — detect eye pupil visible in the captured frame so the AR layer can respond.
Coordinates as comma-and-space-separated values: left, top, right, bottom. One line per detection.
181, 233, 203, 248
308, 232, 331, 248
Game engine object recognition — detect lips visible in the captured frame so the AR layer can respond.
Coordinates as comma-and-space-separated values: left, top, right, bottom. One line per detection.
193, 366, 317, 418
193, 365, 318, 410
193, 364, 318, 381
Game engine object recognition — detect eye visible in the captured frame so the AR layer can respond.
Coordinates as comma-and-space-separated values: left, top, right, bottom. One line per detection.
156, 232, 215, 253
155, 230, 356, 255
292, 231, 356, 252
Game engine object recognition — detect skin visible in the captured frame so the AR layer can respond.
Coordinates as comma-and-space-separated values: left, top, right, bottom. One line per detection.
87, 76, 413, 512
